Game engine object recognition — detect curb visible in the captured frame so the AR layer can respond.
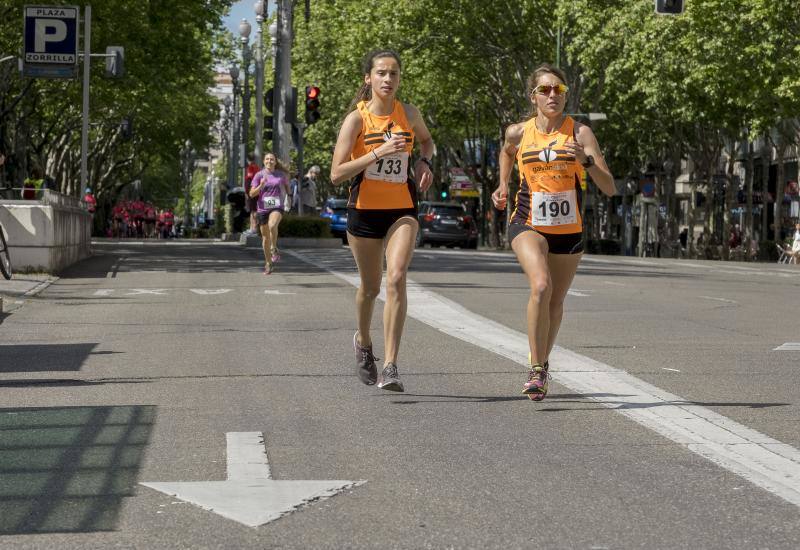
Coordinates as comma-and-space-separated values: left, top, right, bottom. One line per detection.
240, 234, 342, 249
0, 276, 58, 315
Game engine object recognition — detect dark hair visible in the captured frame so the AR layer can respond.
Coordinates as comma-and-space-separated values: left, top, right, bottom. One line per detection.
348, 49, 402, 110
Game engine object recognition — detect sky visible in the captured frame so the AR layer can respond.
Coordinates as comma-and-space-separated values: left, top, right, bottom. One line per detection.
223, 0, 275, 36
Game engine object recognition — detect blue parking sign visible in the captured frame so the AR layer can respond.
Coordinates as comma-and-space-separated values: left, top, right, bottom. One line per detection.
23, 5, 79, 77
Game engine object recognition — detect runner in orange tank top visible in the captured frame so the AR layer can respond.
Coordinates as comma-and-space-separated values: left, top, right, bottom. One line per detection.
331, 49, 434, 392
492, 63, 616, 401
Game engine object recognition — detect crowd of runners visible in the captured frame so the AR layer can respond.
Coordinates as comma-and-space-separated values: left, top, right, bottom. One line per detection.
109, 199, 176, 239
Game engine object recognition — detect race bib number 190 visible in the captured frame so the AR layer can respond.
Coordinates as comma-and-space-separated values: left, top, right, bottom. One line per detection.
531, 191, 578, 226
365, 152, 408, 184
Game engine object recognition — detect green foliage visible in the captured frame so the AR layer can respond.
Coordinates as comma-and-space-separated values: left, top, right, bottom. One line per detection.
278, 215, 332, 238
0, 0, 234, 205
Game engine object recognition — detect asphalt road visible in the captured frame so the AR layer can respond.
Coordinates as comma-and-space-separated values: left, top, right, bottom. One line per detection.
0, 241, 798, 549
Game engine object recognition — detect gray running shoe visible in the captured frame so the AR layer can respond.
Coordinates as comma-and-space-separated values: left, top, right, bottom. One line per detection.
377, 362, 404, 392
353, 332, 377, 385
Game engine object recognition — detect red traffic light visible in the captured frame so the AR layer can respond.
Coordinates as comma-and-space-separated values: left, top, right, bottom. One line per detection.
306, 86, 320, 100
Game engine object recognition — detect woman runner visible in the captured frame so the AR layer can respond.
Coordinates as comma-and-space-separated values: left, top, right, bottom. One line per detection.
249, 152, 290, 274
330, 49, 434, 392
492, 63, 616, 401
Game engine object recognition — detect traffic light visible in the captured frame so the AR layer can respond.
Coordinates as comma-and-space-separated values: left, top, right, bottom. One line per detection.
121, 117, 133, 140
440, 189, 448, 200
285, 86, 298, 124
305, 86, 321, 125
264, 87, 274, 141
654, 0, 684, 14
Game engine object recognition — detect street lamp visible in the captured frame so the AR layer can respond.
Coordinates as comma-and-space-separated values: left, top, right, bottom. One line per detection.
254, 1, 266, 161
239, 19, 252, 185
268, 21, 278, 59
228, 65, 240, 191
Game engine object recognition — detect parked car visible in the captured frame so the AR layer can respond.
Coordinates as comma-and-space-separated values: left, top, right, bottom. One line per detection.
320, 197, 349, 243
416, 201, 478, 248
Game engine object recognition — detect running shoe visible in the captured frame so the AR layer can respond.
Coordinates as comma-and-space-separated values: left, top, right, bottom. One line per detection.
271, 248, 281, 263
263, 263, 273, 275
523, 361, 549, 401
377, 362, 404, 392
353, 331, 377, 385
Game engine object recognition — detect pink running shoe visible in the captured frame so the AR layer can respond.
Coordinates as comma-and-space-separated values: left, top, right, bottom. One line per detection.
522, 361, 550, 401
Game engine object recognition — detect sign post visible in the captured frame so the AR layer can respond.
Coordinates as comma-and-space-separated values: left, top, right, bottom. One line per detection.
23, 5, 79, 79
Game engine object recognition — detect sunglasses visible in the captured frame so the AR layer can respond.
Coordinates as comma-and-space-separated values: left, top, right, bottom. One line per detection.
533, 83, 568, 96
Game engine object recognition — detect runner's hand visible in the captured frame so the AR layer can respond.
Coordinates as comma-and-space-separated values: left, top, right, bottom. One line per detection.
415, 160, 433, 193
492, 185, 508, 210
563, 138, 587, 164
374, 135, 406, 158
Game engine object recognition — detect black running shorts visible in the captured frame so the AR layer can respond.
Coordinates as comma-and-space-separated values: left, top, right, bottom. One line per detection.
347, 208, 417, 239
507, 223, 584, 254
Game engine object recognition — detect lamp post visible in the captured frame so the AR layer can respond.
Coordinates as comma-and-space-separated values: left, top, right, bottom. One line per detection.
254, 1, 266, 161
229, 64, 240, 190
239, 19, 252, 184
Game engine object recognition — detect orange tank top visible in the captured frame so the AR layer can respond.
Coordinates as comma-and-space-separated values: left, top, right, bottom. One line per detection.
348, 100, 416, 210
510, 116, 584, 234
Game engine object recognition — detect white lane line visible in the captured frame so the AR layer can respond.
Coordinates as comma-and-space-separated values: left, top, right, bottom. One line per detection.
93, 289, 115, 296
603, 281, 625, 286
289, 249, 800, 508
773, 343, 800, 351
264, 290, 296, 295
567, 289, 591, 297
189, 289, 233, 295
662, 368, 682, 373
698, 296, 738, 304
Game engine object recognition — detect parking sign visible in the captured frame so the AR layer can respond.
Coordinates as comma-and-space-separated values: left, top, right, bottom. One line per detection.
23, 5, 79, 78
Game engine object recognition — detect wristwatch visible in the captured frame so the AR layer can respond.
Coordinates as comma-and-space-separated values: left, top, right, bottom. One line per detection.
581, 155, 595, 169
418, 157, 433, 170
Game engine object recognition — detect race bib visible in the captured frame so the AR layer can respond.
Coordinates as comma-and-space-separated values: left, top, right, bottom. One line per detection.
365, 152, 408, 184
260, 196, 281, 210
531, 191, 578, 226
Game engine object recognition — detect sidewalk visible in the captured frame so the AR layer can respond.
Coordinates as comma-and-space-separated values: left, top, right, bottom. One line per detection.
0, 274, 57, 317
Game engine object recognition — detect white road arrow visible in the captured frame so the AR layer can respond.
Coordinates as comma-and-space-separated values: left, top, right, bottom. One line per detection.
189, 288, 233, 295
140, 432, 364, 527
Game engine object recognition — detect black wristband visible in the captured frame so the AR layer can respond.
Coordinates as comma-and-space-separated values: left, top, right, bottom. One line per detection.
418, 157, 432, 170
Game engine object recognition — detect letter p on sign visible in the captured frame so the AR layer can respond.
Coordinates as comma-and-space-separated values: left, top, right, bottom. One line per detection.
35, 19, 67, 51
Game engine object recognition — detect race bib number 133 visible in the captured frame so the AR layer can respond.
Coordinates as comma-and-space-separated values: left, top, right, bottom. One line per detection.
365, 152, 408, 184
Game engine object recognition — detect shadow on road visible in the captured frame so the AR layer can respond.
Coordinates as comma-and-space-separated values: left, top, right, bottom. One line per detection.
0, 405, 156, 535
382, 392, 789, 410
0, 343, 100, 373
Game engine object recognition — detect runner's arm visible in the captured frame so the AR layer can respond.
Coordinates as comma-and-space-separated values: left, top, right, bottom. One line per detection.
493, 123, 524, 210
407, 104, 434, 192
571, 123, 615, 197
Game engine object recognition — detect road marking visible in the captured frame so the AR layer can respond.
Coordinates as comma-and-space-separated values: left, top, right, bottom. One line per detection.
662, 368, 682, 372
773, 343, 800, 351
93, 289, 115, 296
698, 296, 738, 304
126, 288, 169, 295
567, 289, 591, 297
264, 290, 296, 295
140, 432, 364, 527
189, 289, 233, 295
290, 249, 800, 508
603, 281, 625, 286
